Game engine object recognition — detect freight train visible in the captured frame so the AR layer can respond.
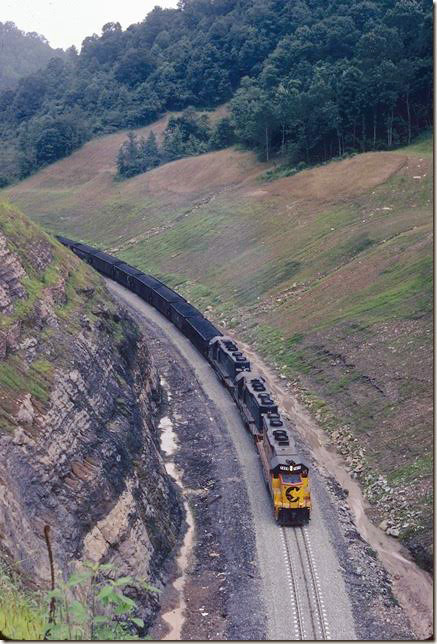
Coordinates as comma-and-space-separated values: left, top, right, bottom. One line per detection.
57, 236, 311, 526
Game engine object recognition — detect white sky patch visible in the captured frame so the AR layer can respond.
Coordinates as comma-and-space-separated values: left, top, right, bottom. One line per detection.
0, 0, 179, 50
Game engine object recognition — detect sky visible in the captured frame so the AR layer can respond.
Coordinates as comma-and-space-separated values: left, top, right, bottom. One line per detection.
0, 0, 179, 50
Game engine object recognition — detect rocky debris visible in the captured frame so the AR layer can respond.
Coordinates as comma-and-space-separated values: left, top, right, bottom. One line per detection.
131, 314, 266, 642
32, 290, 59, 329
307, 397, 430, 559
77, 286, 95, 298
320, 474, 414, 640
16, 394, 35, 425
50, 276, 67, 305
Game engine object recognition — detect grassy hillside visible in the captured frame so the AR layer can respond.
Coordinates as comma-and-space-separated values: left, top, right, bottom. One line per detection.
3, 125, 433, 568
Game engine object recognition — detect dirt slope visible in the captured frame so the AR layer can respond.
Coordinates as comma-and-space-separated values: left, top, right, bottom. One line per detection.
3, 124, 433, 570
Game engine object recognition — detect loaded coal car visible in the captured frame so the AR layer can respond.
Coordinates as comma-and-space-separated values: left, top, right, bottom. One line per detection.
257, 412, 311, 525
113, 263, 144, 290
208, 336, 250, 389
150, 284, 187, 319
168, 300, 203, 332
88, 250, 123, 278
234, 373, 278, 436
69, 242, 98, 261
55, 235, 75, 249
183, 316, 222, 357
131, 273, 165, 304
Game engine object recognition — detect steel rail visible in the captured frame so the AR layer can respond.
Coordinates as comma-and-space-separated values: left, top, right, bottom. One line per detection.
280, 527, 305, 640
300, 526, 331, 640
280, 525, 332, 640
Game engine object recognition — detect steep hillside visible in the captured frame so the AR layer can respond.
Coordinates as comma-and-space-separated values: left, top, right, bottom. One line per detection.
4, 128, 433, 569
0, 202, 182, 637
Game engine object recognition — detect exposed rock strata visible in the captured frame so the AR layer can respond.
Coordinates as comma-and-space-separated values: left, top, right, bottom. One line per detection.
0, 207, 183, 626
0, 232, 26, 313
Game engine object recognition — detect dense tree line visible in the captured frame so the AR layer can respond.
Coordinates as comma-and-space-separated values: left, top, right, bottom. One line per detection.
0, 22, 64, 92
0, 0, 432, 185
117, 109, 235, 177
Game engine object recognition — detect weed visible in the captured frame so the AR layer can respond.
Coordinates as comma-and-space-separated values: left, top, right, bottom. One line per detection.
0, 562, 46, 640
45, 561, 158, 640
365, 546, 377, 559
260, 161, 308, 182
0, 557, 159, 641
387, 453, 433, 485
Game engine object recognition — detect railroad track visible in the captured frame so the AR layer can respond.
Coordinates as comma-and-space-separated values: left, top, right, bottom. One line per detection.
280, 526, 331, 640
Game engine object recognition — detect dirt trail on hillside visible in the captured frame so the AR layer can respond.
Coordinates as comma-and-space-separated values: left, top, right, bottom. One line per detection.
230, 336, 433, 640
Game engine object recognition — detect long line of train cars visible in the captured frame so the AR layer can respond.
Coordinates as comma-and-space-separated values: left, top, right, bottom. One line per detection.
57, 236, 311, 526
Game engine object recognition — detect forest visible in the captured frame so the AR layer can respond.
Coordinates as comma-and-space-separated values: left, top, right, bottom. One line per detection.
0, 0, 432, 185
0, 21, 63, 92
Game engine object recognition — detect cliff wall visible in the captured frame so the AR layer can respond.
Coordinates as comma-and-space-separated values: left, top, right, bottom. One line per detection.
0, 202, 182, 625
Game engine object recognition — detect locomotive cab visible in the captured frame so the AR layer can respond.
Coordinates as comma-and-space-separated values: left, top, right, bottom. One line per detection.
272, 461, 311, 525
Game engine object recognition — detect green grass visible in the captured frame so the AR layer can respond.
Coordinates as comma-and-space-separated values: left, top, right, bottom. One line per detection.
236, 259, 301, 304
0, 564, 46, 640
31, 359, 54, 376
387, 453, 433, 485
248, 324, 311, 376
335, 255, 433, 326
0, 359, 50, 404
260, 160, 308, 182
329, 234, 375, 265
397, 129, 433, 157
325, 372, 362, 395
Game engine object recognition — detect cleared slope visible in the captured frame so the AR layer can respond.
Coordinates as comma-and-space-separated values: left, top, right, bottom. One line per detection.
4, 126, 433, 568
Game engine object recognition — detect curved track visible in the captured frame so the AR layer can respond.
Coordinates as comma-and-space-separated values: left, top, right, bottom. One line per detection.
106, 279, 357, 640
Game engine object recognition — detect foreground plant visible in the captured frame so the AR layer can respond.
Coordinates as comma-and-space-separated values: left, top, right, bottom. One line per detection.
0, 559, 159, 640
45, 561, 159, 640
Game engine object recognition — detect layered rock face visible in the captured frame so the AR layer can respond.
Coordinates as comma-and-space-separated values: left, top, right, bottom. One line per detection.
0, 203, 182, 624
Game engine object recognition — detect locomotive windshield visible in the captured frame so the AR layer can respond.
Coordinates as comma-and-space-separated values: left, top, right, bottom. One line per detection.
280, 472, 301, 484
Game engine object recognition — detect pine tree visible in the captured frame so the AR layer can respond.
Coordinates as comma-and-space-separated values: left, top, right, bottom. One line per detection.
141, 131, 161, 169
